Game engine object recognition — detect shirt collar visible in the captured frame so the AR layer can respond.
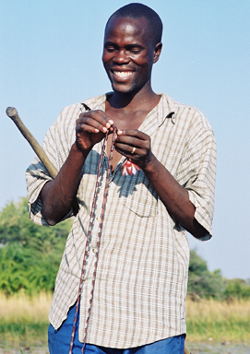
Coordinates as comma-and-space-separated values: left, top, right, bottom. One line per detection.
82, 92, 177, 127
156, 93, 176, 126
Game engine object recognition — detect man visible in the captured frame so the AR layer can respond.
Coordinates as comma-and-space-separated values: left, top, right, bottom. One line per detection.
26, 3, 216, 354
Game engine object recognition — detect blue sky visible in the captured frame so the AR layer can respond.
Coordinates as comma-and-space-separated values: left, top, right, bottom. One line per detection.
1, 0, 250, 280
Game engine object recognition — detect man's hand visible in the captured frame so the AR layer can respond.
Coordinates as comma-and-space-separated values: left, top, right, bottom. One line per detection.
41, 110, 113, 225
115, 128, 207, 239
76, 110, 114, 152
115, 129, 152, 169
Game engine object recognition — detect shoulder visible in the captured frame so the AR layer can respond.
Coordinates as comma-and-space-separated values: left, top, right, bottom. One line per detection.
57, 93, 107, 124
161, 93, 214, 135
82, 93, 108, 110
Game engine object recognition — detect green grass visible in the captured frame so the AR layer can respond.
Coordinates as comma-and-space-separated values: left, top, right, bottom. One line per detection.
187, 319, 250, 343
0, 321, 49, 342
0, 291, 51, 346
186, 297, 250, 343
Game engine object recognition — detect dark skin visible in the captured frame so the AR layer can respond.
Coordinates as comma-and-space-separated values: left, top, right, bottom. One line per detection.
41, 15, 207, 239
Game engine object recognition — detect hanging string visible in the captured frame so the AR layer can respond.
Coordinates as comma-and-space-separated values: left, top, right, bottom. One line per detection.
69, 122, 118, 354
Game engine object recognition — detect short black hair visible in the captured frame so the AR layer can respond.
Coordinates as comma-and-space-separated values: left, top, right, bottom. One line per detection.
106, 3, 163, 45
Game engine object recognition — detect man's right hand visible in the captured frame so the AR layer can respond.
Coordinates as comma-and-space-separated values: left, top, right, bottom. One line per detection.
40, 110, 114, 225
76, 110, 114, 152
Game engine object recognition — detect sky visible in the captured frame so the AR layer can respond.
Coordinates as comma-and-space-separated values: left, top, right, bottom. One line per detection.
1, 0, 250, 280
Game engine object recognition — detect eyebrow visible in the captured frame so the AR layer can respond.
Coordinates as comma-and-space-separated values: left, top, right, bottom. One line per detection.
104, 41, 144, 49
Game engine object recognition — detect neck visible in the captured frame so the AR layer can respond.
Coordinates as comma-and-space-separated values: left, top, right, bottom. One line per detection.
108, 84, 159, 111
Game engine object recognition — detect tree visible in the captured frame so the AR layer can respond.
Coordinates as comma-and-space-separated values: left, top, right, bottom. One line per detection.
0, 198, 72, 295
223, 278, 250, 300
188, 249, 226, 299
0, 198, 71, 252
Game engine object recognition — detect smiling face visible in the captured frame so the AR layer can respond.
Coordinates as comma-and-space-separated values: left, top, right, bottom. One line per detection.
102, 16, 162, 96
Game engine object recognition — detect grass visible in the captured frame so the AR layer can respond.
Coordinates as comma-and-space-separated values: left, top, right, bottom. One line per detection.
186, 297, 250, 344
0, 291, 52, 344
0, 293, 250, 346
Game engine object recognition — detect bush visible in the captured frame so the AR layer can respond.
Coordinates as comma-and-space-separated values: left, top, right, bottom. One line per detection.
0, 198, 72, 295
223, 278, 250, 300
188, 250, 226, 299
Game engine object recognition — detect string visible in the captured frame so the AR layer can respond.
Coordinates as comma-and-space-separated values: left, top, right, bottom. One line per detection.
69, 124, 118, 354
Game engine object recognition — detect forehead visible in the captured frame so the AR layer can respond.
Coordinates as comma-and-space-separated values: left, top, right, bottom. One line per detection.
104, 16, 151, 44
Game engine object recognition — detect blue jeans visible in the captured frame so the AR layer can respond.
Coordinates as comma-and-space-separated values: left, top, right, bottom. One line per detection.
48, 304, 185, 354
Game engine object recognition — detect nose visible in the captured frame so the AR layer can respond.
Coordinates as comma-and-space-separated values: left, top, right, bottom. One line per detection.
113, 49, 130, 64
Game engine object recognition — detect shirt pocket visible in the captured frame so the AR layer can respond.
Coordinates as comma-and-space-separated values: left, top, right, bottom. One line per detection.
119, 174, 158, 217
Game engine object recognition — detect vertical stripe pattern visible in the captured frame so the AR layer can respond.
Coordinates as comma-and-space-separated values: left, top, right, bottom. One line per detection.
26, 93, 216, 348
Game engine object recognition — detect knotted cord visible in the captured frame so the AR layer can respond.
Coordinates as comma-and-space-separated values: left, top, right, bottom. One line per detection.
69, 122, 118, 354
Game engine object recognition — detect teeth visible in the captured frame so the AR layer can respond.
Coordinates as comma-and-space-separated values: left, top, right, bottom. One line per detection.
113, 71, 133, 78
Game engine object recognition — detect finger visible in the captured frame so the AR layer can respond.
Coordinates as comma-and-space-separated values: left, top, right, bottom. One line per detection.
77, 113, 113, 134
115, 140, 146, 159
115, 131, 151, 162
117, 129, 148, 141
115, 135, 149, 151
76, 121, 102, 134
79, 110, 113, 130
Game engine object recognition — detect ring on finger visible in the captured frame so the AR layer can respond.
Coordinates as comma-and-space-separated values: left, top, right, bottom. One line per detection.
131, 147, 136, 154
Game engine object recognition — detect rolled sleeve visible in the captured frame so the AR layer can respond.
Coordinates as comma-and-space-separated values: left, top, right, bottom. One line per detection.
25, 109, 75, 226
188, 190, 213, 240
187, 129, 216, 239
177, 115, 216, 240
25, 158, 53, 226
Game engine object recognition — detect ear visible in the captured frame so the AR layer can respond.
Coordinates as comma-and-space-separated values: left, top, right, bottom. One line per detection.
153, 42, 162, 63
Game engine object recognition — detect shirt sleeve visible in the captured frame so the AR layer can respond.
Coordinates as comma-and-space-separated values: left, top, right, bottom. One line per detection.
177, 113, 217, 240
25, 109, 75, 226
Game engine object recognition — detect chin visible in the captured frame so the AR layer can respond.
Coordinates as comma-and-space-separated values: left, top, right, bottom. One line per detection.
111, 82, 136, 95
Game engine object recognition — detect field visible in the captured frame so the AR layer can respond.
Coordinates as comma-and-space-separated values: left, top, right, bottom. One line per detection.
0, 293, 250, 352
0, 292, 51, 345
186, 297, 250, 343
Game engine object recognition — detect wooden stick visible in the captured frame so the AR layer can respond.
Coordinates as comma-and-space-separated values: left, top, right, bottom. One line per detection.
6, 107, 79, 215
6, 107, 58, 178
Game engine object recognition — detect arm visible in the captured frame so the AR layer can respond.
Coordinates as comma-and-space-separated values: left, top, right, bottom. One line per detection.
115, 129, 210, 239
143, 154, 207, 238
40, 110, 113, 225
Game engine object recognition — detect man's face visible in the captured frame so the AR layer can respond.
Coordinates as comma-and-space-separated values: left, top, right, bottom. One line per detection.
102, 16, 159, 95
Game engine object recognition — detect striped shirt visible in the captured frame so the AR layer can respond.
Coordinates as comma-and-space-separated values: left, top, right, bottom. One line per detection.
26, 92, 216, 348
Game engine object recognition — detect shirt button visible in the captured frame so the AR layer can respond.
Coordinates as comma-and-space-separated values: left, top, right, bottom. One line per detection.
92, 248, 97, 253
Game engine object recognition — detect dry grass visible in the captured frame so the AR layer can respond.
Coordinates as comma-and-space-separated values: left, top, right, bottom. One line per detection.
0, 292, 52, 344
0, 291, 52, 323
186, 297, 250, 343
1, 293, 250, 344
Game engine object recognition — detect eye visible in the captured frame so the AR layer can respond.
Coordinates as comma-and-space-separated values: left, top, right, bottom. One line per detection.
126, 45, 142, 54
104, 42, 118, 53
105, 46, 116, 52
130, 48, 141, 54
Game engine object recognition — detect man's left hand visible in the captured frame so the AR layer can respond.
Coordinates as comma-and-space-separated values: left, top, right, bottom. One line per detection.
115, 129, 152, 169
